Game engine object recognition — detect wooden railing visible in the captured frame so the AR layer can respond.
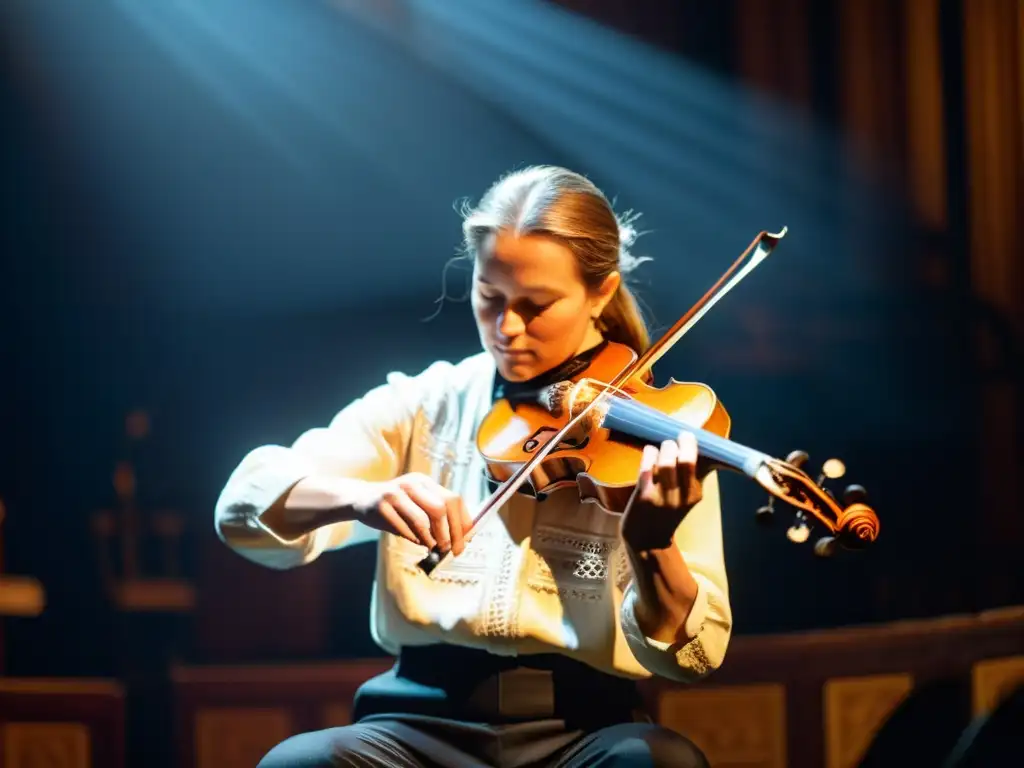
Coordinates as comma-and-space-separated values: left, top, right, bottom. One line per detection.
171, 607, 1024, 768
0, 607, 1021, 767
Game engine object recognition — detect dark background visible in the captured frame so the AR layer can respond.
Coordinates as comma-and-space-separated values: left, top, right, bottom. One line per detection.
1, 0, 1019, 679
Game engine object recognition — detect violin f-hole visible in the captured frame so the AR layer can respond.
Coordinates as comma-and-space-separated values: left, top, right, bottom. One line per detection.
522, 426, 589, 454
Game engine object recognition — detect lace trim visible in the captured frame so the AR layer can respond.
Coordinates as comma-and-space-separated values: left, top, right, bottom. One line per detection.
533, 554, 608, 582
529, 584, 605, 601
534, 532, 617, 556
674, 635, 712, 677
613, 545, 632, 592
481, 540, 518, 637
528, 528, 617, 600
400, 565, 481, 586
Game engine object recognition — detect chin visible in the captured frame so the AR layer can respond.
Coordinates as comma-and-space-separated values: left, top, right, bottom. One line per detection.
496, 360, 537, 382
488, 350, 537, 382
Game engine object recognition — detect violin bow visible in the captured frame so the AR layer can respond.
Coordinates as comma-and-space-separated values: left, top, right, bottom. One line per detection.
418, 386, 613, 576
613, 227, 788, 387
418, 227, 788, 578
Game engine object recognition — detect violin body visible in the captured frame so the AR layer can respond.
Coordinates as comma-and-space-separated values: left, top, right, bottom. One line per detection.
478, 342, 730, 514
419, 227, 878, 577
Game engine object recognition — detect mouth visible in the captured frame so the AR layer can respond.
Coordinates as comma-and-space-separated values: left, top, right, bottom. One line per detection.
495, 346, 532, 359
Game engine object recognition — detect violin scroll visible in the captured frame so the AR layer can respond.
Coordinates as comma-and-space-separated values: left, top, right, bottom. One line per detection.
834, 501, 881, 550
754, 451, 880, 557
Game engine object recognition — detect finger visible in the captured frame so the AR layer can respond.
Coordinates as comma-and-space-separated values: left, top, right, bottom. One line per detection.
638, 444, 661, 503
675, 429, 697, 481
385, 489, 436, 549
444, 491, 465, 556
431, 512, 452, 554
402, 478, 447, 520
675, 430, 698, 466
657, 435, 679, 482
405, 476, 455, 554
674, 431, 703, 507
378, 499, 423, 546
657, 439, 683, 507
638, 443, 659, 478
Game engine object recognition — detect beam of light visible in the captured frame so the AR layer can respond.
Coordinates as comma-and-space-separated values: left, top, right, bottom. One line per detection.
419, 0, 846, 209
324, 0, 923, 446
5, 0, 567, 310
332, 0, 898, 299
110, 0, 317, 181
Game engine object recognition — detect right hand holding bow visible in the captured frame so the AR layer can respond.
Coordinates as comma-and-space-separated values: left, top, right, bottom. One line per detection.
351, 473, 472, 556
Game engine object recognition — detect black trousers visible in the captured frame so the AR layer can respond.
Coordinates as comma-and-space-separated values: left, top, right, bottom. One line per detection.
257, 646, 708, 768
256, 715, 708, 767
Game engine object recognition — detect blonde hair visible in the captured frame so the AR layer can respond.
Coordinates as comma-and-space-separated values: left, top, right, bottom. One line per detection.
459, 165, 652, 354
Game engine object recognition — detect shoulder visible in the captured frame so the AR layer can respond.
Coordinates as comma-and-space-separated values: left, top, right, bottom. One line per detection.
383, 350, 493, 399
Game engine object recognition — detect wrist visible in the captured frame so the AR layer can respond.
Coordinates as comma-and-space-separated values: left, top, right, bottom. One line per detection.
626, 545, 699, 642
620, 508, 681, 552
315, 476, 374, 525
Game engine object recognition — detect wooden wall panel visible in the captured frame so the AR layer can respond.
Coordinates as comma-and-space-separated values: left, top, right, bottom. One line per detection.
2, 723, 91, 768
735, 0, 812, 108
194, 708, 293, 768
902, 0, 947, 228
659, 683, 787, 768
0, 679, 124, 768
962, 0, 1024, 610
172, 660, 392, 768
823, 674, 913, 768
971, 656, 1024, 717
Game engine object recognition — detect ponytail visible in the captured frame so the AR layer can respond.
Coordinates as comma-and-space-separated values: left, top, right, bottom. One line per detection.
597, 282, 650, 355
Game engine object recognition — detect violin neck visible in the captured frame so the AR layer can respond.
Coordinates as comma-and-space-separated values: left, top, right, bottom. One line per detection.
601, 398, 770, 478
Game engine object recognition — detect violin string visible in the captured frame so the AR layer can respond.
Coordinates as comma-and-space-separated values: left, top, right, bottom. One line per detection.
601, 396, 757, 470
572, 377, 746, 464
616, 397, 754, 467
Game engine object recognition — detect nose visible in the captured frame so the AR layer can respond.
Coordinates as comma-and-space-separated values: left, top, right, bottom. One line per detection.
497, 308, 525, 338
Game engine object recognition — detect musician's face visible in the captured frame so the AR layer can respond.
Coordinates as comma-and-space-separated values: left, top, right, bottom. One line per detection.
473, 231, 619, 382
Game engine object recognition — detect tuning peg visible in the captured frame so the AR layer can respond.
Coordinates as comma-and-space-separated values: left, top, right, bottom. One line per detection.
817, 458, 846, 486
756, 498, 775, 525
787, 520, 811, 543
786, 450, 810, 469
843, 484, 868, 506
814, 536, 838, 557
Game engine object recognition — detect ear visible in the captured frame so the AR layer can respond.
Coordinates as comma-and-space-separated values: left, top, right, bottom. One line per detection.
591, 271, 621, 318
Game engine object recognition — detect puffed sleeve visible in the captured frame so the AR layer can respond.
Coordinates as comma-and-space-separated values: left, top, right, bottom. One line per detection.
619, 470, 733, 683
214, 361, 451, 570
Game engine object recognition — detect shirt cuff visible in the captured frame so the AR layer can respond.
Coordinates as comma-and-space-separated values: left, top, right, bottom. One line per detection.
622, 579, 708, 652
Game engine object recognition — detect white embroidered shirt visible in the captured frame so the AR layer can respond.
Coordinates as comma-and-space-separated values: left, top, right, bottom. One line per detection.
215, 351, 732, 683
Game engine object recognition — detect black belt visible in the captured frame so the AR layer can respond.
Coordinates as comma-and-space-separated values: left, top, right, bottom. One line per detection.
353, 645, 644, 728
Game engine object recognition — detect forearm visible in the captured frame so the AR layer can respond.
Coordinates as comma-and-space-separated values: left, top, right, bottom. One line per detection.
257, 475, 366, 541
215, 445, 374, 568
625, 540, 700, 644
618, 468, 732, 681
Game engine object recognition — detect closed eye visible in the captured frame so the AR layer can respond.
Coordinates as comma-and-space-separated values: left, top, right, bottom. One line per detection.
475, 286, 557, 316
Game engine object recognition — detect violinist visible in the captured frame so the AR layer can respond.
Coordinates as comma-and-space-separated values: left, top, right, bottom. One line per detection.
215, 165, 731, 767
